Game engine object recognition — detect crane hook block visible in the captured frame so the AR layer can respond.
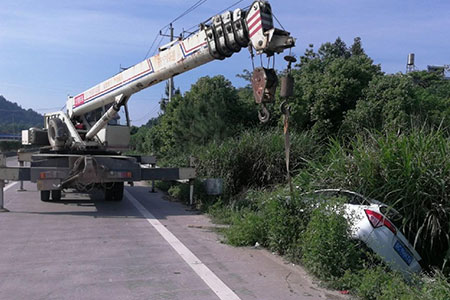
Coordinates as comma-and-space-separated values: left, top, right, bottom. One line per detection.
251, 67, 278, 104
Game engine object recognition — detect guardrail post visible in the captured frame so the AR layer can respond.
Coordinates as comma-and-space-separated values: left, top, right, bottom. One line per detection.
0, 153, 8, 212
189, 179, 194, 207
17, 160, 25, 191
151, 163, 156, 193
188, 157, 196, 207
0, 180, 6, 212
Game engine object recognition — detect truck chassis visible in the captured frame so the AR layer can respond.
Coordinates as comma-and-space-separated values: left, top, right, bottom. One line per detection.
0, 151, 195, 209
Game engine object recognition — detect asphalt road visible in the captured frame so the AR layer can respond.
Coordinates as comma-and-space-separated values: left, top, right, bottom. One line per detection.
0, 164, 348, 299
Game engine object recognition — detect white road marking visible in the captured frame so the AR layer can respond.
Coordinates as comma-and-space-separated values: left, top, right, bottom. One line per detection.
4, 182, 18, 192
125, 190, 241, 300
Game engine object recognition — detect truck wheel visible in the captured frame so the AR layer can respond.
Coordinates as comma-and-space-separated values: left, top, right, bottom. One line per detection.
40, 190, 50, 201
48, 118, 68, 151
105, 182, 124, 202
51, 190, 62, 201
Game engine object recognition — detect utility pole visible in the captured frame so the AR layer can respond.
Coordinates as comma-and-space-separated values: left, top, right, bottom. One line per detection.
169, 24, 174, 102
160, 23, 175, 102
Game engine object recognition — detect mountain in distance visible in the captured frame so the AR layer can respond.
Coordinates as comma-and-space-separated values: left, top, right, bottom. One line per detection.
0, 95, 43, 135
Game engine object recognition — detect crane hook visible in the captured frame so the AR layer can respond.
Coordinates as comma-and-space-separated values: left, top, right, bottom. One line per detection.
258, 104, 270, 123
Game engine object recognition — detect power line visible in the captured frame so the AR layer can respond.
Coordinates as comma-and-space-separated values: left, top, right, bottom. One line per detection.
143, 29, 166, 60
131, 102, 161, 123
272, 12, 286, 31
171, 0, 207, 24
218, 0, 246, 15
152, 27, 170, 57
183, 0, 249, 38
143, 0, 208, 59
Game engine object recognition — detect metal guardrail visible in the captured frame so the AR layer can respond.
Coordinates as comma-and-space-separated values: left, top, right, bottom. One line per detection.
0, 135, 21, 141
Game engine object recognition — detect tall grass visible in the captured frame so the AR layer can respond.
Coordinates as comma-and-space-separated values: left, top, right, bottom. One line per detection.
301, 127, 450, 269
194, 129, 320, 200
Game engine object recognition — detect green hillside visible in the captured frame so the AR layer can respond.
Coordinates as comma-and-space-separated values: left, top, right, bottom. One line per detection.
0, 95, 43, 135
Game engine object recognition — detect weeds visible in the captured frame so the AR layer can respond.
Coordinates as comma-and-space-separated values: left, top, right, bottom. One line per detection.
300, 200, 363, 282
160, 126, 450, 299
194, 129, 320, 199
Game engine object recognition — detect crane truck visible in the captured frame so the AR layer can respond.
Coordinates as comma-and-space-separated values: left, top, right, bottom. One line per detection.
0, 1, 295, 204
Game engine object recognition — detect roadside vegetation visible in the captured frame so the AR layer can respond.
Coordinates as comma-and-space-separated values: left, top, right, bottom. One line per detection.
0, 140, 22, 152
131, 37, 450, 299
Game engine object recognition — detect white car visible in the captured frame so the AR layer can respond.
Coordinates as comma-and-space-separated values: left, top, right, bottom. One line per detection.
310, 189, 422, 276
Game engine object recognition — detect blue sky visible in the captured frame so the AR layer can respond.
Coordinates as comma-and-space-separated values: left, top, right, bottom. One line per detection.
1, 0, 449, 126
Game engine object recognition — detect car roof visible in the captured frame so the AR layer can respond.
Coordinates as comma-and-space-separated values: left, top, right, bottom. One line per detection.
309, 189, 381, 205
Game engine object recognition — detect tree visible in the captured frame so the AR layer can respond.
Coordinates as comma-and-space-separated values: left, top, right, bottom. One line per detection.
342, 71, 450, 136
170, 75, 244, 148
0, 95, 43, 134
342, 74, 416, 135
137, 75, 259, 157
409, 71, 450, 130
288, 37, 382, 136
236, 69, 252, 83
159, 81, 181, 113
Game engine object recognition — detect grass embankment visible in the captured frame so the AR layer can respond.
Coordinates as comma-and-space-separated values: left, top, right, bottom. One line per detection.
158, 128, 450, 299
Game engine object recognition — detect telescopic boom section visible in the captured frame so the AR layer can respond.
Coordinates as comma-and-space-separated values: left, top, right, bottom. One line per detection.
67, 1, 294, 140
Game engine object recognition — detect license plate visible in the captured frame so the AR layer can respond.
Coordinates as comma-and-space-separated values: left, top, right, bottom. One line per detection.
394, 240, 413, 265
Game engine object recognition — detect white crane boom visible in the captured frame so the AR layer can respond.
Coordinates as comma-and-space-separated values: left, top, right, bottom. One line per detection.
39, 1, 294, 150
68, 1, 293, 122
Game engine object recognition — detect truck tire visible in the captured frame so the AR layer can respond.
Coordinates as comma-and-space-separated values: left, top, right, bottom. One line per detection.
40, 190, 50, 202
105, 182, 124, 202
48, 118, 68, 151
51, 190, 62, 201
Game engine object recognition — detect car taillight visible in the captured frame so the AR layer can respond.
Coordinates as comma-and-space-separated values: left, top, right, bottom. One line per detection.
364, 209, 397, 235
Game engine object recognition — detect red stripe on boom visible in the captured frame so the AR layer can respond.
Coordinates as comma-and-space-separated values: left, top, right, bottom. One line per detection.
248, 16, 262, 31
181, 41, 207, 54
247, 9, 260, 24
80, 61, 153, 104
250, 24, 263, 38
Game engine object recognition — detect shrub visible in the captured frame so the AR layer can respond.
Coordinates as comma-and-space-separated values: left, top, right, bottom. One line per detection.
262, 192, 310, 256
300, 200, 363, 282
206, 199, 234, 225
165, 179, 210, 206
222, 187, 311, 256
339, 266, 416, 300
421, 271, 450, 300
155, 180, 173, 192
225, 209, 266, 246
